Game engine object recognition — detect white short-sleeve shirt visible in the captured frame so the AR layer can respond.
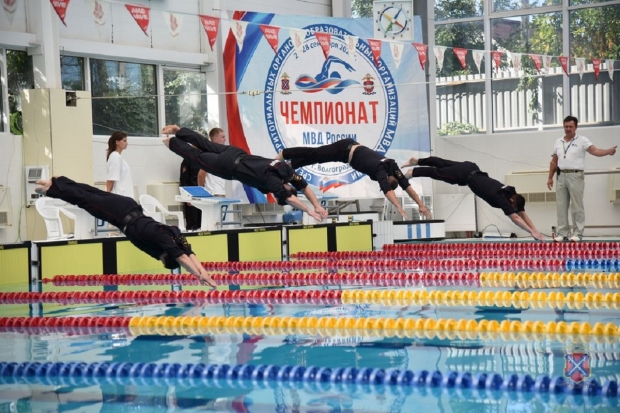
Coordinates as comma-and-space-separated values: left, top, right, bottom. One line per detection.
204, 173, 226, 196
107, 151, 134, 198
552, 134, 592, 170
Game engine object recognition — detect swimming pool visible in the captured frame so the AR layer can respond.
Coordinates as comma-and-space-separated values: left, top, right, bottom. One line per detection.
1, 241, 619, 412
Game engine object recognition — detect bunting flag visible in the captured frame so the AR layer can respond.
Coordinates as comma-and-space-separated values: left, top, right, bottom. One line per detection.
125, 4, 150, 36
289, 28, 307, 56
50, 0, 70, 26
453, 47, 467, 70
575, 57, 586, 80
434, 46, 446, 72
543, 55, 552, 75
472, 50, 484, 74
559, 56, 569, 76
389, 41, 404, 69
231, 19, 248, 52
315, 32, 331, 60
86, 0, 106, 34
607, 59, 615, 80
3, 0, 18, 25
412, 43, 427, 70
162, 11, 182, 38
344, 35, 358, 58
491, 51, 502, 72
260, 25, 280, 53
199, 15, 220, 51
592, 58, 601, 81
510, 52, 522, 73
529, 54, 542, 73
368, 38, 382, 68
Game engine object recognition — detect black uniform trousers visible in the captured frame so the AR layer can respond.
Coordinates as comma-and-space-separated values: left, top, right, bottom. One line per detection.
282, 138, 355, 170
410, 157, 480, 186
46, 176, 142, 229
170, 129, 244, 180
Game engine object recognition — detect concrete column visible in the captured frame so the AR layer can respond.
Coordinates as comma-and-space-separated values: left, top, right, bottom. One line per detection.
331, 0, 352, 17
26, 0, 61, 89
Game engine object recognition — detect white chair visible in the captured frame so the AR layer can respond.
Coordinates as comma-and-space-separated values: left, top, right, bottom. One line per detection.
139, 194, 186, 231
35, 197, 70, 240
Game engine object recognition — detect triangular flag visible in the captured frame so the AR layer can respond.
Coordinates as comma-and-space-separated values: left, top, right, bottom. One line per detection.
491, 51, 503, 72
344, 35, 358, 58
3, 0, 19, 25
412, 43, 427, 70
529, 54, 542, 74
510, 52, 522, 73
472, 50, 484, 74
199, 15, 219, 51
606, 59, 615, 81
289, 28, 307, 56
543, 55, 553, 75
575, 58, 585, 80
231, 19, 248, 52
50, 0, 70, 26
389, 41, 404, 69
592, 58, 601, 81
559, 56, 569, 76
125, 4, 150, 36
162, 11, 182, 38
315, 32, 331, 60
260, 25, 280, 54
368, 39, 382, 68
85, 0, 106, 36
434, 46, 446, 72
452, 47, 468, 70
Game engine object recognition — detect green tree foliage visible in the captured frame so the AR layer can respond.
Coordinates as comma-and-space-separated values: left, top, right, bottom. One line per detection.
351, 0, 373, 18
163, 71, 208, 134
569, 5, 620, 60
90, 59, 158, 137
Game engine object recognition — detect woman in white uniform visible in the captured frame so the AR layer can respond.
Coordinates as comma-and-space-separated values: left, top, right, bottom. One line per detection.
106, 131, 134, 198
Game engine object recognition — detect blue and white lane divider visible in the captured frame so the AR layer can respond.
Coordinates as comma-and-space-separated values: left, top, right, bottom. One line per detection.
0, 362, 617, 399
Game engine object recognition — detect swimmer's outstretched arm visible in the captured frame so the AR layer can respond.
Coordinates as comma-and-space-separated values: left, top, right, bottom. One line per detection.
176, 254, 216, 288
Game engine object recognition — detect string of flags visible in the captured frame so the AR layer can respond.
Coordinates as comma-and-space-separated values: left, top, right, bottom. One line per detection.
2, 0, 616, 81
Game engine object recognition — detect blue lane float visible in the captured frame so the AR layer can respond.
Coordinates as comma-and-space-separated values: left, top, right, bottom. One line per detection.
565, 259, 620, 272
0, 361, 617, 400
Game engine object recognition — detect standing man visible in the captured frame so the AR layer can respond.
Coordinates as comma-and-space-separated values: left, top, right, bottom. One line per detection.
547, 116, 617, 242
179, 159, 202, 230
198, 128, 227, 197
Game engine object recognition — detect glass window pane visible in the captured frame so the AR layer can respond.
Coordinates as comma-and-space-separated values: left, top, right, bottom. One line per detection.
494, 0, 561, 12
570, 0, 617, 5
569, 5, 620, 125
435, 0, 484, 21
435, 21, 486, 134
164, 70, 207, 134
89, 59, 158, 136
7, 50, 33, 135
491, 13, 563, 130
60, 56, 85, 91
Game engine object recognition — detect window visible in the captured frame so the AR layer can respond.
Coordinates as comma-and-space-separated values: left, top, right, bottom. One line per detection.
435, 0, 484, 21
435, 21, 486, 134
89, 58, 157, 136
163, 70, 207, 133
6, 50, 33, 135
491, 12, 563, 130
569, 4, 620, 125
60, 56, 85, 91
493, 0, 561, 12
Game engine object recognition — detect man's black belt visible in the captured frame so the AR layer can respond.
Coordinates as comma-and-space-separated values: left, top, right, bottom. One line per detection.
560, 169, 583, 173
121, 210, 144, 233
466, 169, 482, 184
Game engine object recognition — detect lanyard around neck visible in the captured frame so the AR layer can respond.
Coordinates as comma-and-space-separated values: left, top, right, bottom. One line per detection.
562, 136, 576, 158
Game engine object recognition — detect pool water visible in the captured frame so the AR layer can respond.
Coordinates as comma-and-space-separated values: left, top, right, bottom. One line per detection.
0, 242, 619, 413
